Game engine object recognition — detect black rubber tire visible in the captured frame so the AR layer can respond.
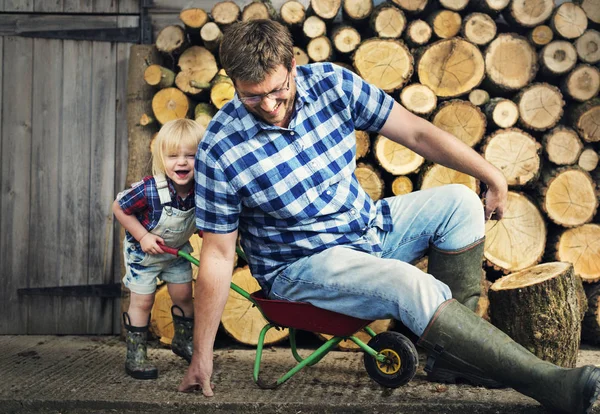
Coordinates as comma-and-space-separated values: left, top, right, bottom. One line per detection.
363, 331, 418, 388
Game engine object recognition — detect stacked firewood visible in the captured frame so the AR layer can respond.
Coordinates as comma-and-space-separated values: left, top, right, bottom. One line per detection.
136, 0, 600, 347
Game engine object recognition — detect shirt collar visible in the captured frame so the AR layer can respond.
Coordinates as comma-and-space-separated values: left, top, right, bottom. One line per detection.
166, 177, 193, 200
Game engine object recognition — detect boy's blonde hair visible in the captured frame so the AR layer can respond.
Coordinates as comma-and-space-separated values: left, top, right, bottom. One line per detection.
151, 118, 205, 176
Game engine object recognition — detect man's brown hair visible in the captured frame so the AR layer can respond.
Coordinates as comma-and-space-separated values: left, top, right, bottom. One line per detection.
219, 19, 294, 83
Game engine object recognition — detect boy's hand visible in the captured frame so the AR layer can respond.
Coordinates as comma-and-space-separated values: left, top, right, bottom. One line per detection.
140, 232, 165, 254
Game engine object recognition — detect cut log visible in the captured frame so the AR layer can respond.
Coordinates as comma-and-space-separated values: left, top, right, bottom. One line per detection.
242, 1, 275, 21
391, 176, 414, 196
404, 19, 432, 47
310, 0, 342, 22
390, 0, 428, 14
194, 102, 217, 130
542, 126, 583, 166
342, 0, 373, 24
280, 0, 306, 28
539, 41, 577, 77
482, 128, 541, 188
400, 83, 437, 117
550, 224, 600, 283
574, 0, 600, 24
483, 97, 519, 129
484, 33, 538, 92
574, 29, 600, 65
155, 25, 189, 59
516, 83, 564, 131
210, 72, 235, 109
528, 25, 554, 48
179, 8, 209, 45
370, 4, 406, 39
571, 98, 600, 143
471, 0, 510, 15
550, 2, 588, 40
152, 87, 191, 125
331, 25, 361, 56
356, 162, 385, 201
468, 89, 490, 107
561, 64, 600, 103
317, 319, 394, 351
307, 36, 333, 62
418, 164, 478, 193
373, 134, 425, 175
144, 64, 175, 89
431, 100, 486, 148
221, 266, 289, 345
139, 113, 155, 127
489, 262, 584, 368
355, 130, 370, 159
303, 15, 327, 39
417, 38, 485, 98
353, 38, 413, 93
177, 46, 218, 75
198, 23, 222, 54
211, 1, 241, 27
578, 147, 599, 172
582, 282, 600, 344
461, 13, 496, 46
484, 191, 546, 273
293, 46, 310, 65
429, 10, 462, 39
175, 70, 210, 97
506, 0, 554, 28
538, 167, 598, 227
439, 0, 469, 12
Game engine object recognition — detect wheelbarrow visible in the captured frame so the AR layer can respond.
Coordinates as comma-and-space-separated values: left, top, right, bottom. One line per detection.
159, 243, 419, 390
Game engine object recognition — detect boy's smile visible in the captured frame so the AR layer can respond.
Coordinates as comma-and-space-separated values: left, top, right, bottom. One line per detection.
164, 142, 196, 196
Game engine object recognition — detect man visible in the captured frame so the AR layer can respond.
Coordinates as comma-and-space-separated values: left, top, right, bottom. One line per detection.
180, 20, 600, 413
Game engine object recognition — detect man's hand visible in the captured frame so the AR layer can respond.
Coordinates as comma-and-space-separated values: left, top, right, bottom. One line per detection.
139, 232, 165, 254
482, 180, 508, 221
178, 354, 215, 396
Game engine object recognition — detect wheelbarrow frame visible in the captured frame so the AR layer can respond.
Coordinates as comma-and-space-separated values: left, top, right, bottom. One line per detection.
160, 243, 416, 389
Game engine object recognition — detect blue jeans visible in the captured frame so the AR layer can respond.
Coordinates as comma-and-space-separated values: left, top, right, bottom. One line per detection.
268, 184, 485, 336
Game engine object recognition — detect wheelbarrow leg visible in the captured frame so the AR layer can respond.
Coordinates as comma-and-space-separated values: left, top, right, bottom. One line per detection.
253, 323, 343, 389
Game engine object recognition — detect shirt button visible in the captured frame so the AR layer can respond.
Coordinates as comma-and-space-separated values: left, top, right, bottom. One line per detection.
290, 131, 295, 136
350, 209, 357, 215
326, 190, 332, 196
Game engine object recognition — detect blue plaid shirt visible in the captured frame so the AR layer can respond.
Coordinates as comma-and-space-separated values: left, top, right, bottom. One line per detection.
195, 63, 394, 289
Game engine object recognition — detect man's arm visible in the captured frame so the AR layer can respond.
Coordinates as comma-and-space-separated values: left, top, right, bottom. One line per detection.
178, 229, 238, 396
379, 101, 508, 220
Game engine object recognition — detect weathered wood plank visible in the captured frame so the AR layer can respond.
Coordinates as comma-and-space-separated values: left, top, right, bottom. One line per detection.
26, 38, 64, 334
56, 39, 93, 334
1, 1, 33, 12
87, 40, 118, 333
0, 37, 33, 334
118, 0, 139, 14
33, 0, 63, 12
0, 14, 136, 36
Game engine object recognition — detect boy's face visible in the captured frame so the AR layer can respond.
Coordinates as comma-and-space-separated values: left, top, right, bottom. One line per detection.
164, 142, 196, 194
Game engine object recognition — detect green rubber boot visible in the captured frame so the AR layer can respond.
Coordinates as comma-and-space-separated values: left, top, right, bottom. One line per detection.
123, 313, 158, 380
418, 300, 600, 414
171, 305, 193, 364
426, 238, 504, 387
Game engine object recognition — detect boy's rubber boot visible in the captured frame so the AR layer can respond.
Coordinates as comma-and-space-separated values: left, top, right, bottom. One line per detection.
426, 238, 503, 388
418, 300, 600, 414
123, 312, 158, 380
171, 305, 193, 364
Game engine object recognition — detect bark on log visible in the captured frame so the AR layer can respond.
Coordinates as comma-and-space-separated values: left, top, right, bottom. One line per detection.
431, 100, 486, 148
489, 262, 584, 368
373, 134, 425, 175
307, 35, 334, 62
144, 64, 175, 89
331, 25, 361, 56
194, 102, 217, 130
582, 282, 600, 344
483, 97, 519, 128
179, 8, 209, 45
210, 72, 235, 109
200, 22, 223, 54
528, 25, 554, 48
539, 40, 577, 77
221, 266, 289, 345
549, 224, 600, 283
155, 25, 189, 62
482, 128, 542, 188
353, 38, 413, 92
571, 98, 600, 143
400, 83, 437, 117
574, 29, 600, 65
417, 38, 485, 98
537, 166, 598, 228
484, 191, 546, 273
506, 0, 554, 28
542, 126, 583, 166
404, 19, 431, 48
355, 162, 385, 201
370, 3, 406, 39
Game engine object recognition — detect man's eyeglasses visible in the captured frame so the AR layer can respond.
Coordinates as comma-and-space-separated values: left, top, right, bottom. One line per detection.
238, 72, 290, 106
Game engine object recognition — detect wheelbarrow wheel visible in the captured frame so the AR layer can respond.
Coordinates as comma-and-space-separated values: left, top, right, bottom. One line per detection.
364, 331, 418, 388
